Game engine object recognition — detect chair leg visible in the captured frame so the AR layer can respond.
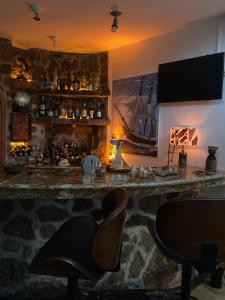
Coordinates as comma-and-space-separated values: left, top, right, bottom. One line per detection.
67, 277, 78, 300
181, 265, 192, 300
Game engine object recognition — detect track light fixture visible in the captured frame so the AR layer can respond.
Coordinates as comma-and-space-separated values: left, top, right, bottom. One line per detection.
110, 11, 122, 33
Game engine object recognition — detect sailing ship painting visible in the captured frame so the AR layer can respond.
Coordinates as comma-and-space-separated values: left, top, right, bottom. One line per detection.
112, 73, 159, 156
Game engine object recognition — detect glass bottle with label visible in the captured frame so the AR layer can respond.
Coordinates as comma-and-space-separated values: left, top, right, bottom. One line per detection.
96, 101, 102, 118
89, 102, 95, 119
74, 101, 80, 119
81, 100, 88, 119
73, 73, 80, 92
39, 96, 46, 117
59, 100, 67, 118
80, 73, 88, 91
70, 72, 74, 92
67, 99, 74, 119
54, 100, 59, 118
47, 97, 54, 117
94, 71, 100, 91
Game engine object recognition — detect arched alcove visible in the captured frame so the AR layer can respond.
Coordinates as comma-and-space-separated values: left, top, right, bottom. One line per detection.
0, 92, 6, 167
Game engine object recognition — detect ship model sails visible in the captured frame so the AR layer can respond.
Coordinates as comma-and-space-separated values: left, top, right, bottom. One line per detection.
114, 77, 157, 146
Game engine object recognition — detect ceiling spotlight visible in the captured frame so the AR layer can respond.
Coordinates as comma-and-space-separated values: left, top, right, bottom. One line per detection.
25, 2, 42, 21
110, 11, 122, 33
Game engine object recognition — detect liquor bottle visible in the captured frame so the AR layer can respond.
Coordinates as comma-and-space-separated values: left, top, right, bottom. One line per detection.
89, 102, 95, 119
73, 73, 80, 92
74, 101, 80, 119
39, 96, 46, 117
81, 100, 87, 119
54, 100, 59, 118
53, 68, 58, 90
88, 72, 94, 91
70, 72, 75, 92
67, 99, 74, 119
96, 101, 102, 118
44, 73, 51, 90
47, 97, 54, 117
59, 101, 67, 118
40, 74, 44, 90
80, 72, 88, 91
94, 71, 100, 91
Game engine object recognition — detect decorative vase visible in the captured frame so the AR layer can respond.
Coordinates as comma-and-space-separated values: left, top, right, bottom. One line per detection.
179, 146, 187, 168
205, 146, 218, 174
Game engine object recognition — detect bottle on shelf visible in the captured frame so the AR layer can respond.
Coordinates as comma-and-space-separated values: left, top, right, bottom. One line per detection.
44, 73, 51, 90
89, 102, 95, 119
67, 99, 74, 119
74, 101, 80, 119
47, 97, 54, 117
39, 96, 46, 117
40, 74, 44, 90
70, 71, 75, 92
94, 71, 100, 91
81, 100, 88, 119
54, 99, 59, 118
80, 72, 88, 91
59, 100, 67, 118
73, 73, 80, 92
96, 101, 102, 118
53, 68, 58, 91
88, 72, 94, 91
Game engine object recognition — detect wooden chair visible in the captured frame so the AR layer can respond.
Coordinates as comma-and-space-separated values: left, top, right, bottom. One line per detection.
30, 188, 128, 299
148, 198, 225, 300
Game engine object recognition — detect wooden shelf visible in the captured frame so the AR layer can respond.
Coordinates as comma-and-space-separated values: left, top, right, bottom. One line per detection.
34, 117, 110, 126
33, 91, 109, 99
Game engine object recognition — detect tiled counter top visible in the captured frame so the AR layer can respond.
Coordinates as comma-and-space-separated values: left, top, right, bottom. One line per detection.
0, 166, 224, 200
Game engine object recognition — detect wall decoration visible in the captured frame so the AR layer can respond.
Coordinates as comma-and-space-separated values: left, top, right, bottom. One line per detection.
112, 73, 158, 156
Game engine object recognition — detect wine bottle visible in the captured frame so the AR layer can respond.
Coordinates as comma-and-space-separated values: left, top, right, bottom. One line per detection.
89, 102, 95, 119
75, 101, 80, 119
47, 97, 54, 117
94, 71, 100, 91
67, 99, 74, 119
39, 96, 46, 117
59, 101, 67, 118
81, 100, 87, 119
96, 101, 102, 118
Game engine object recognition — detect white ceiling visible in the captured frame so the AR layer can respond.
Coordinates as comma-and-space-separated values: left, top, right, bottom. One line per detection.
0, 0, 224, 53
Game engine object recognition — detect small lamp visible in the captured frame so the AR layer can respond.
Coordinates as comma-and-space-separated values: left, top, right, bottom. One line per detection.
168, 127, 198, 168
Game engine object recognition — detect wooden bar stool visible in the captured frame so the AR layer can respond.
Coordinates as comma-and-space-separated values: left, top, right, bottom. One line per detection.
30, 188, 128, 299
148, 198, 225, 300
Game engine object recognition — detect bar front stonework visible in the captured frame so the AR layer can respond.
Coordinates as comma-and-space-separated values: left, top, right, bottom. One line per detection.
0, 166, 224, 296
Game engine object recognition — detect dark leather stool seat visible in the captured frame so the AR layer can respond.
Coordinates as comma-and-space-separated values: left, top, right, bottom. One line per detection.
30, 188, 128, 298
148, 197, 225, 300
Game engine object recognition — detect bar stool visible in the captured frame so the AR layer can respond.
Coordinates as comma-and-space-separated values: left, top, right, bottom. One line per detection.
148, 198, 225, 300
30, 188, 128, 299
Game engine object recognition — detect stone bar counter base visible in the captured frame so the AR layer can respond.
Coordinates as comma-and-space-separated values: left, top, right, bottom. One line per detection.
0, 194, 178, 297
0, 166, 224, 296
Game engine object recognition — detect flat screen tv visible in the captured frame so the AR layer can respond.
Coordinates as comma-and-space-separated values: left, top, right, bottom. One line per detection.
157, 52, 224, 103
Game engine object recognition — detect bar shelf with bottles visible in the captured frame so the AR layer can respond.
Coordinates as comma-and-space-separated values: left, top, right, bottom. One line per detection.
35, 94, 110, 126
39, 69, 110, 96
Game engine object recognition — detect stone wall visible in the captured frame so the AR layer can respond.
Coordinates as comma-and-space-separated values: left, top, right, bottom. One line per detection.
0, 195, 180, 297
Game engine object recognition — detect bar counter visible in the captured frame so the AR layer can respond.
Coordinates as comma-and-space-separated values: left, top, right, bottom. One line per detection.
0, 166, 225, 296
0, 166, 224, 200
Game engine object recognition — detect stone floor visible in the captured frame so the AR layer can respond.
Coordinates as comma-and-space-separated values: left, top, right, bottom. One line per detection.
0, 283, 225, 300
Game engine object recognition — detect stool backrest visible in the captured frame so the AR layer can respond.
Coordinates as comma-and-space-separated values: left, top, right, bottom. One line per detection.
92, 188, 128, 270
156, 198, 225, 263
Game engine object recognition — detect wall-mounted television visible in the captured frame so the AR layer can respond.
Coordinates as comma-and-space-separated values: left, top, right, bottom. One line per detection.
157, 52, 224, 103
